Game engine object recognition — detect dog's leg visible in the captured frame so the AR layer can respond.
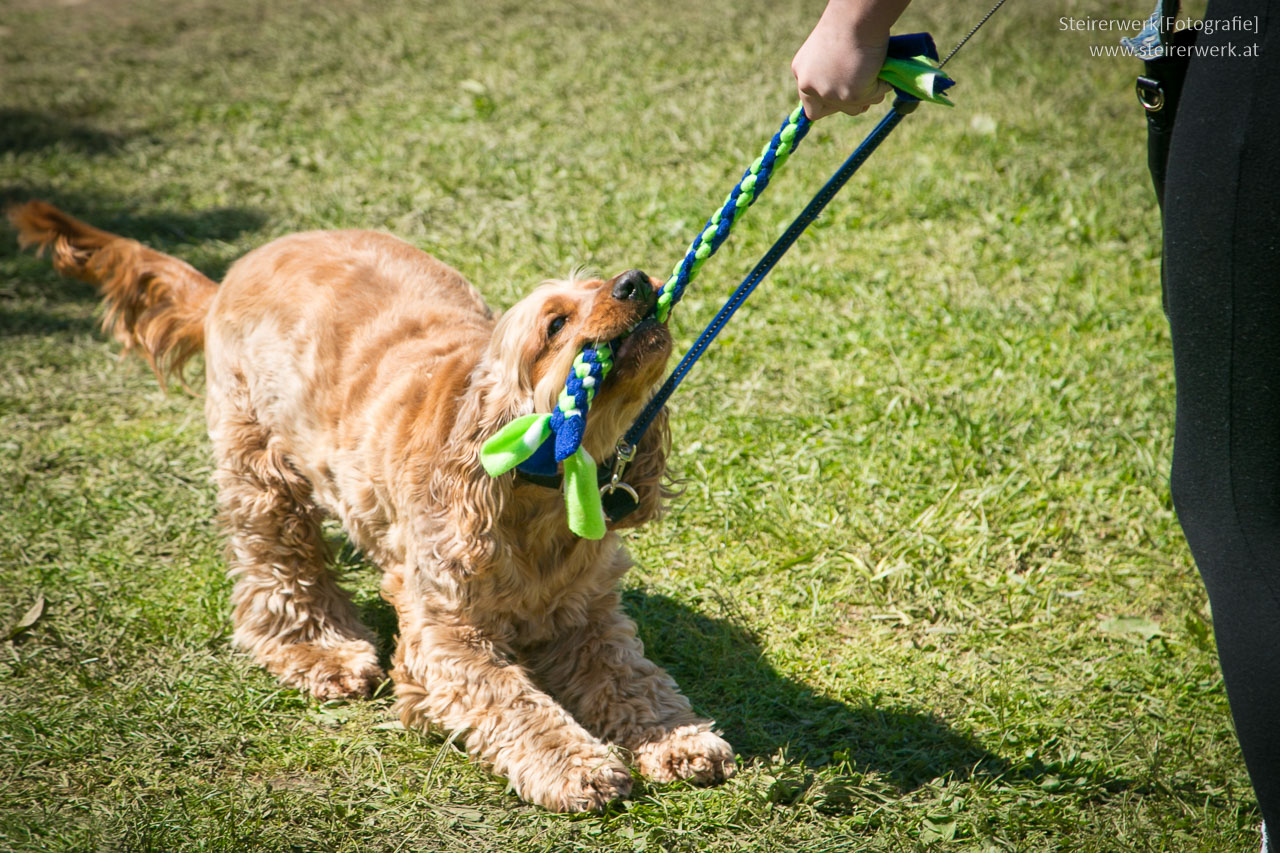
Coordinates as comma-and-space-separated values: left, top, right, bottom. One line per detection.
210, 401, 385, 701
388, 598, 632, 812
526, 593, 736, 786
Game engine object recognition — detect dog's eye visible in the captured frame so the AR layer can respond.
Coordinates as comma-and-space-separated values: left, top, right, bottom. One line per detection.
547, 316, 568, 339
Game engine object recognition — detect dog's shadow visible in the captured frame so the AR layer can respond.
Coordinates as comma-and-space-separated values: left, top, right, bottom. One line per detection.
351, 560, 1013, 794
622, 589, 1010, 793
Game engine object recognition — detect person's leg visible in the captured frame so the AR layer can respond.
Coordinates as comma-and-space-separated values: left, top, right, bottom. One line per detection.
1164, 0, 1280, 834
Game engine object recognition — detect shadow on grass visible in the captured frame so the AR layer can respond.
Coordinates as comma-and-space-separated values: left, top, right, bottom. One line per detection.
349, 568, 1011, 795
0, 108, 126, 156
342, 543, 1184, 807
0, 184, 267, 268
0, 305, 101, 338
622, 589, 1011, 793
1, 184, 268, 336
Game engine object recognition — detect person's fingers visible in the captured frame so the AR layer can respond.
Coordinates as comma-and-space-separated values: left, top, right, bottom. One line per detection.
800, 92, 835, 121
793, 35, 892, 120
796, 70, 892, 119
838, 80, 891, 115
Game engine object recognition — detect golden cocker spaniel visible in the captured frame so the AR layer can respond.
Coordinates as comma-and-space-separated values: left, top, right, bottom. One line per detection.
9, 201, 735, 811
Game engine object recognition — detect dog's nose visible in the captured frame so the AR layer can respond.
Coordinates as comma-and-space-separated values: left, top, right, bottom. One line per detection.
611, 269, 653, 304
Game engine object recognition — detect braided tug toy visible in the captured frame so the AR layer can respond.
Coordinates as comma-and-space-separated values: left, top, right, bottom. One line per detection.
481, 35, 957, 539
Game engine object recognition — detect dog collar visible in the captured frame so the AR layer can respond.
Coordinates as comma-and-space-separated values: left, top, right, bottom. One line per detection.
513, 454, 640, 528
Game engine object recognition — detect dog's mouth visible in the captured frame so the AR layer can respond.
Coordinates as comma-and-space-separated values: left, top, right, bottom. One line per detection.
599, 317, 670, 390
577, 270, 671, 393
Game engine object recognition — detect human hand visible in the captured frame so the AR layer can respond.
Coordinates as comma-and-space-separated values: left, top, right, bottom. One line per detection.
792, 0, 908, 120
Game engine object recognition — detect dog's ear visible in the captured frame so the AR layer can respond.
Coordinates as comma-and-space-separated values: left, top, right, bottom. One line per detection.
486, 343, 532, 410
484, 297, 549, 410
609, 405, 674, 530
410, 358, 522, 578
420, 295, 560, 572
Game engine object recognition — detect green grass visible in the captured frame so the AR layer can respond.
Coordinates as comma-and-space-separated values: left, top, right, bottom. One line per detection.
0, 0, 1257, 849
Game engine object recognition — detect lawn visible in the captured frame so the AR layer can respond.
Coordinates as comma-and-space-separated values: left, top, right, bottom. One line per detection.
0, 0, 1258, 850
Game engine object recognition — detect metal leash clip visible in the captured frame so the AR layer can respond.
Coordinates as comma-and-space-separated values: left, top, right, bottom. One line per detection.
600, 441, 638, 504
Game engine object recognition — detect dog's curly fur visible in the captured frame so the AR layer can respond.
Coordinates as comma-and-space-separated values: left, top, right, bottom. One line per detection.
9, 201, 735, 811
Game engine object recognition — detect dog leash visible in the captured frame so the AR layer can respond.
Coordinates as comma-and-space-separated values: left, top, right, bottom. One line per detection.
483, 8, 1010, 538
602, 7, 1021, 521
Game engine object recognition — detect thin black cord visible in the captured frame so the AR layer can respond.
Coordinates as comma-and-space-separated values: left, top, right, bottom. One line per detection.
940, 0, 1011, 67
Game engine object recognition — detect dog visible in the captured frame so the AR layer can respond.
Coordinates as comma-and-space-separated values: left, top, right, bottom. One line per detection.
9, 201, 735, 811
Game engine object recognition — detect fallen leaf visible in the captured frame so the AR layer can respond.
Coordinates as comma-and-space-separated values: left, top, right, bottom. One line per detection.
6, 594, 45, 640
920, 815, 958, 843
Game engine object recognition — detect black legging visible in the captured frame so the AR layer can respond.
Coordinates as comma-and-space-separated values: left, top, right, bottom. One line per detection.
1165, 0, 1280, 832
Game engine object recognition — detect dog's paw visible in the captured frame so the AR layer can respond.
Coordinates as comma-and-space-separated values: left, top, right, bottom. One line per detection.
633, 723, 736, 785
532, 745, 633, 812
274, 640, 386, 700
306, 656, 386, 700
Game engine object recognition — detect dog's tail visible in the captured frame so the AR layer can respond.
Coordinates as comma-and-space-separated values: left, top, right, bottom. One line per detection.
8, 200, 217, 386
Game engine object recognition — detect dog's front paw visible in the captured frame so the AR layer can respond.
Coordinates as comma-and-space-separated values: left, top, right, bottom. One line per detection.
529, 745, 632, 812
275, 640, 386, 700
633, 723, 736, 785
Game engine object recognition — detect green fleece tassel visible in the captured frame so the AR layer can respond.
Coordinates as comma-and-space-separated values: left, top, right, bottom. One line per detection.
479, 413, 552, 476
563, 448, 606, 540
879, 56, 955, 106
479, 414, 608, 540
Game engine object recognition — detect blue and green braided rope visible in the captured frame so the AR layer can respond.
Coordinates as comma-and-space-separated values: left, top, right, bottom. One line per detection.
478, 104, 811, 532
480, 52, 954, 539
655, 102, 813, 324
